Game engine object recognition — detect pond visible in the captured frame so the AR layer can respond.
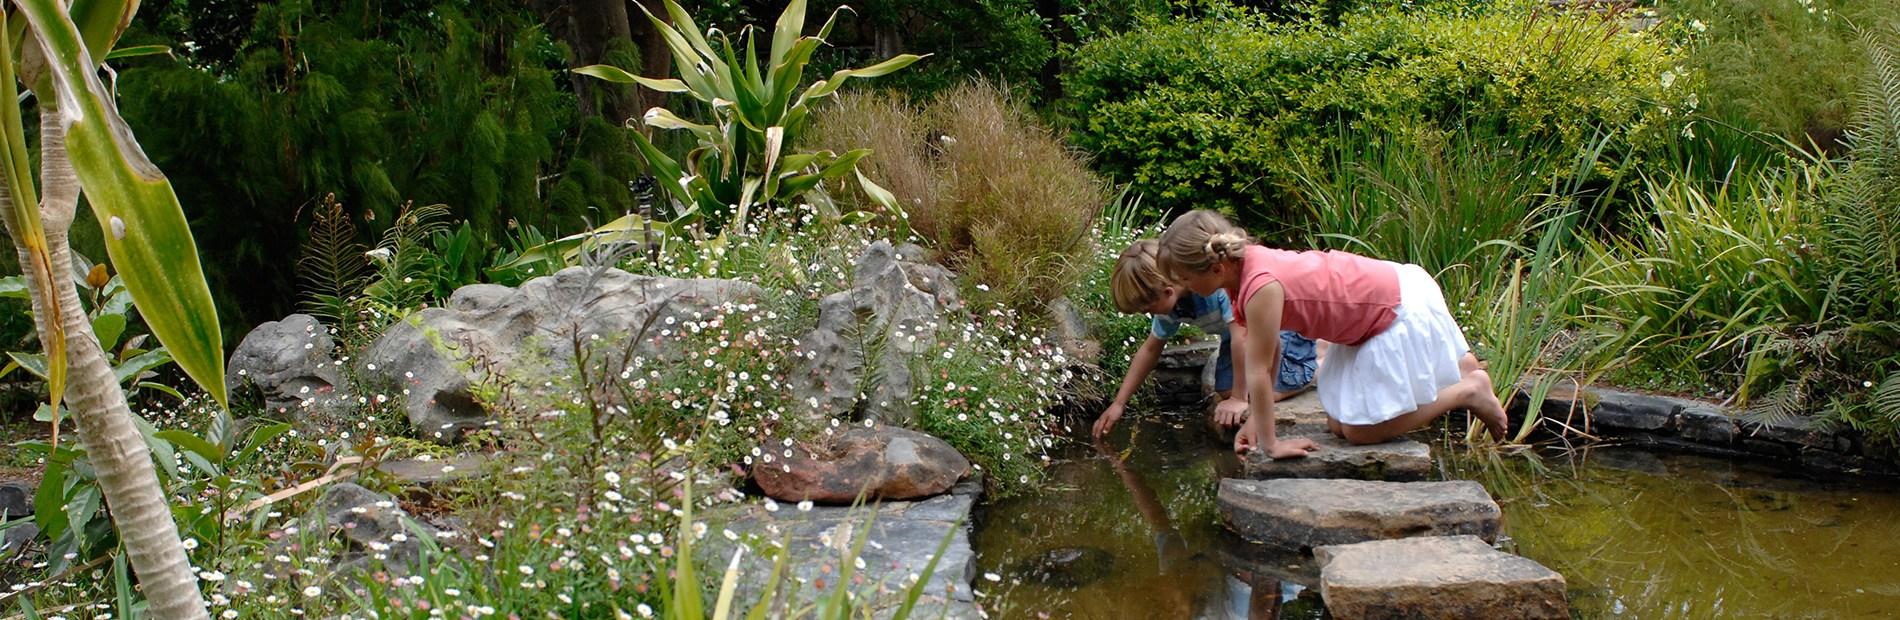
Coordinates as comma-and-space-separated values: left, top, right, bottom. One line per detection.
975, 410, 1900, 619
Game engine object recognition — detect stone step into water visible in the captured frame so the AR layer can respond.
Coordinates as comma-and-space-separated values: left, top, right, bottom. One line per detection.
1218, 478, 1500, 551
1239, 425, 1432, 482
1315, 535, 1569, 620
716, 476, 983, 619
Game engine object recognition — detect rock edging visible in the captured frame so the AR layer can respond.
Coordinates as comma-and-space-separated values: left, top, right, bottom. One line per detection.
1522, 382, 1900, 476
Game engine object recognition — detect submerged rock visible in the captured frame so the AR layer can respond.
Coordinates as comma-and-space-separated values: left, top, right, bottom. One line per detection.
1315, 535, 1568, 620
1218, 478, 1500, 550
755, 426, 971, 504
1239, 426, 1432, 482
1007, 546, 1115, 588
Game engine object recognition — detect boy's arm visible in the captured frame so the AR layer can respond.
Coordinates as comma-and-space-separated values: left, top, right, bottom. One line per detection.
1095, 335, 1167, 437
1236, 283, 1318, 459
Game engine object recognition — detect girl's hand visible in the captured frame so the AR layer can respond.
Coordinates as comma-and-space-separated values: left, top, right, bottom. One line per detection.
1266, 437, 1319, 460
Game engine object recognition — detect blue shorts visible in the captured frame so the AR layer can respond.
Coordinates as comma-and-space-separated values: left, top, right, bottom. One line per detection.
1215, 332, 1318, 394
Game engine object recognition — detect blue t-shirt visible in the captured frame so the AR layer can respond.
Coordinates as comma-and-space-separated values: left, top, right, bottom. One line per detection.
1151, 290, 1234, 340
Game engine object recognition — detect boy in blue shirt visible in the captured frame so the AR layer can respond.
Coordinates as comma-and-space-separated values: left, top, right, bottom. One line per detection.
1094, 240, 1319, 437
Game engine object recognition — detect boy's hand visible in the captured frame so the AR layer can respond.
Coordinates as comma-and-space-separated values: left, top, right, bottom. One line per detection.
1093, 403, 1126, 438
1213, 398, 1249, 428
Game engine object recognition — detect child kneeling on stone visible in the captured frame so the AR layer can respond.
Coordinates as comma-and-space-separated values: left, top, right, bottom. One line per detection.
1156, 210, 1508, 459
1093, 239, 1321, 438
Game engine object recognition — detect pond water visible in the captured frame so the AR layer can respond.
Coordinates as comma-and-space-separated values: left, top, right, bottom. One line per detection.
975, 410, 1900, 619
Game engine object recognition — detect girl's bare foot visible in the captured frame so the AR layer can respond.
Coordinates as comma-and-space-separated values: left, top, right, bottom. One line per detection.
1467, 370, 1508, 440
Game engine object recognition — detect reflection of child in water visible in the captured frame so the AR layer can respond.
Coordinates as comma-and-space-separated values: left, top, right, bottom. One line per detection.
1094, 437, 1281, 619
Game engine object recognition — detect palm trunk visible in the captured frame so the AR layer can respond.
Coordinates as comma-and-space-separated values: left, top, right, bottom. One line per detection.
3, 104, 209, 619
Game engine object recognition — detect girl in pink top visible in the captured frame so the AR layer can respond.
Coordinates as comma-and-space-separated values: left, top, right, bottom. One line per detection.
1157, 210, 1507, 460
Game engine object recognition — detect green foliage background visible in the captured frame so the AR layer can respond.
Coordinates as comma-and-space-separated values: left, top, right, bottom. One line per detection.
112, 0, 643, 337
1063, 5, 1689, 226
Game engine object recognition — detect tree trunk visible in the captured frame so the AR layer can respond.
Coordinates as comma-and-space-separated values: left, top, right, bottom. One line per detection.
534, 0, 640, 124
630, 0, 673, 114
2, 105, 210, 619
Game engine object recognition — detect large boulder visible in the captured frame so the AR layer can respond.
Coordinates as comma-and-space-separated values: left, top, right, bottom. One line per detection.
362, 267, 764, 442
788, 241, 960, 425
755, 425, 971, 504
227, 314, 350, 418
1315, 535, 1568, 620
1219, 479, 1500, 551
1045, 296, 1101, 367
0, 479, 31, 520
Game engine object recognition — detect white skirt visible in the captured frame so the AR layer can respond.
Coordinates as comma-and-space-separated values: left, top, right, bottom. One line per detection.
1316, 263, 1471, 426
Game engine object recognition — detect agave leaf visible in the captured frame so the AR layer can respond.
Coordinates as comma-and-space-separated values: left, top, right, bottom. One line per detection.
18, 0, 227, 406
631, 0, 714, 95
767, 0, 807, 69
0, 7, 66, 428
67, 0, 136, 67
574, 64, 696, 97
103, 44, 168, 61
798, 55, 927, 106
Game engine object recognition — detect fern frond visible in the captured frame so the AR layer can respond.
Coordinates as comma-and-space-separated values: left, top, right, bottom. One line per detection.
1742, 375, 1809, 428
297, 194, 371, 326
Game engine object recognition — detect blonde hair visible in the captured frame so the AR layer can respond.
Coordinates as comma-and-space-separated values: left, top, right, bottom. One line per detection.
1158, 209, 1251, 277
1110, 239, 1171, 314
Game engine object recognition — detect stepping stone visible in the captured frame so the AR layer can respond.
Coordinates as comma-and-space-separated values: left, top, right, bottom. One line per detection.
1240, 426, 1431, 481
1218, 479, 1499, 550
1315, 535, 1568, 620
1274, 391, 1330, 427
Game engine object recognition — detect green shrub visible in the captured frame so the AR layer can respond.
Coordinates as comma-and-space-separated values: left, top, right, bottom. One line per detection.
808, 83, 1110, 311
1063, 5, 1690, 225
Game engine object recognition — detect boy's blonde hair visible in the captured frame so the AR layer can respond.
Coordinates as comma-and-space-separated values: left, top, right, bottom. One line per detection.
1111, 239, 1171, 313
1158, 210, 1252, 277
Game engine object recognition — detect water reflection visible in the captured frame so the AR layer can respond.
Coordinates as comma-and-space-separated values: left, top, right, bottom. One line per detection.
982, 411, 1900, 619
976, 414, 1324, 619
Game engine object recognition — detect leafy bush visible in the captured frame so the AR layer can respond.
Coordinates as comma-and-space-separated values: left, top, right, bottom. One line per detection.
1062, 4, 1690, 225
808, 83, 1109, 310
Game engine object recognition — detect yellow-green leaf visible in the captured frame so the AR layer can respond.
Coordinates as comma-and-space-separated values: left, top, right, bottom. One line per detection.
574, 64, 693, 96
19, 0, 226, 406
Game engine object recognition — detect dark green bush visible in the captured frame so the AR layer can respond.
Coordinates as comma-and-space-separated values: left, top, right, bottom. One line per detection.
115, 1, 642, 336
1063, 6, 1690, 226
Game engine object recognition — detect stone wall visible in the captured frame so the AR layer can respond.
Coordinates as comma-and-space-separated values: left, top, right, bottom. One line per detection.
1521, 382, 1900, 477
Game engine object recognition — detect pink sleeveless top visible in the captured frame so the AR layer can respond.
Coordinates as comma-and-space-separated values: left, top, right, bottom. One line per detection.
1229, 246, 1400, 346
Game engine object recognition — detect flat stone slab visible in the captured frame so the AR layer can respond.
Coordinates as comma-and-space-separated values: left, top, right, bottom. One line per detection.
717, 477, 982, 619
374, 453, 492, 486
1219, 479, 1499, 550
1315, 535, 1568, 620
1239, 425, 1431, 481
1274, 391, 1330, 427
